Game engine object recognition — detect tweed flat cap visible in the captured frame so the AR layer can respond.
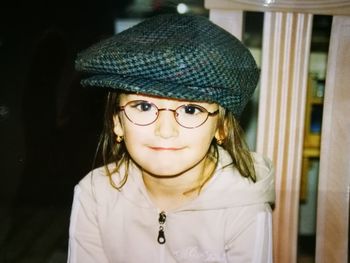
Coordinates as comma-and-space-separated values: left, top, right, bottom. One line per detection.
75, 14, 259, 117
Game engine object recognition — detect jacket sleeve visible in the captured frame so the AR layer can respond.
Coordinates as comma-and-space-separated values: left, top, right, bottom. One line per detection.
68, 179, 109, 263
225, 204, 273, 263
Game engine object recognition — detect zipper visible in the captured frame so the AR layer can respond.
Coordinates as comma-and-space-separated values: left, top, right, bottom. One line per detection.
157, 211, 166, 244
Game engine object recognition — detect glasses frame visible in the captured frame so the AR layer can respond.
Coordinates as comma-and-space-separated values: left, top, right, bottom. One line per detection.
118, 100, 219, 129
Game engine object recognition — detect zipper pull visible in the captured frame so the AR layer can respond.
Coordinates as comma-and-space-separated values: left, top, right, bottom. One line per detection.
158, 226, 165, 244
157, 211, 166, 244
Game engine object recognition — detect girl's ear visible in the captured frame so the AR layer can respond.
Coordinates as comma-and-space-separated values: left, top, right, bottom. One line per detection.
214, 117, 228, 144
214, 130, 224, 145
113, 114, 124, 137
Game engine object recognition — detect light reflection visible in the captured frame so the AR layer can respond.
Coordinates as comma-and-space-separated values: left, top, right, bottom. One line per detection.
177, 3, 189, 14
263, 0, 276, 6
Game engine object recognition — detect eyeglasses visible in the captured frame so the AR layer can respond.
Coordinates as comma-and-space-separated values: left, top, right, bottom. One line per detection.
119, 100, 219, 129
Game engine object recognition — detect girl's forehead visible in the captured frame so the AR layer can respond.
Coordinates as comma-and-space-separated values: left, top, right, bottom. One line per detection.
120, 93, 217, 106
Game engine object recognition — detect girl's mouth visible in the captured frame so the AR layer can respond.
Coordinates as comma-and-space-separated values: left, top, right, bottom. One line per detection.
148, 146, 185, 151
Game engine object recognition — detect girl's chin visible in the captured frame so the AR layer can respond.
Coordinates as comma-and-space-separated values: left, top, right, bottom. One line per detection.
139, 159, 204, 179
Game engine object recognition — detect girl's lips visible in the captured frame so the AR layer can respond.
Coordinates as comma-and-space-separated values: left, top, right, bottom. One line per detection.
148, 146, 185, 151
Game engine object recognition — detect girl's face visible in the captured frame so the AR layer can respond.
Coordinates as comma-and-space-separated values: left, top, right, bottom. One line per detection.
113, 93, 220, 178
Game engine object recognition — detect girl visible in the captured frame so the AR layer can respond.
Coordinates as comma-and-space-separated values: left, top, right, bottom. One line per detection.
68, 14, 275, 263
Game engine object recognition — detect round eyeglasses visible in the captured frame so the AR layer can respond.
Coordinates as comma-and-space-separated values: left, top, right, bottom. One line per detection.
118, 100, 219, 129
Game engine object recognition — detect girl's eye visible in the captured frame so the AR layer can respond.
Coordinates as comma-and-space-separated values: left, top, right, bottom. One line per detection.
130, 101, 153, 112
182, 105, 205, 115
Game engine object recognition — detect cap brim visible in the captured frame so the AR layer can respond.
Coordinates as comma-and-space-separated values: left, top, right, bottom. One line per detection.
81, 74, 236, 104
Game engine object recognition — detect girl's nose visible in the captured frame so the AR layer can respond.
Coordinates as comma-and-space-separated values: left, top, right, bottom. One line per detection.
154, 110, 179, 138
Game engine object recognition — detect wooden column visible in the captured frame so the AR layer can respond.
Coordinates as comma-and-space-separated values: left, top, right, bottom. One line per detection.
256, 12, 313, 263
315, 16, 350, 263
205, 0, 350, 16
208, 10, 243, 40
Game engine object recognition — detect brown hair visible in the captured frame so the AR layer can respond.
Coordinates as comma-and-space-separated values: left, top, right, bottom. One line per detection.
97, 91, 256, 191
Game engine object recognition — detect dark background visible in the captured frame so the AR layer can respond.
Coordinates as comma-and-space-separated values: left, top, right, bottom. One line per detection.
0, 1, 133, 262
0, 1, 136, 206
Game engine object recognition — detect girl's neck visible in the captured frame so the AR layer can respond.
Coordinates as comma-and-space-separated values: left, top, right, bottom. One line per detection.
141, 157, 216, 211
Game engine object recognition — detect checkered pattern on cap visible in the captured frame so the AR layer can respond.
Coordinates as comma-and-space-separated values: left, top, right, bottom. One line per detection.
75, 14, 260, 117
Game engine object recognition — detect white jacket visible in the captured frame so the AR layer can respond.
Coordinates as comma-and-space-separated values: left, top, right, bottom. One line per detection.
68, 147, 275, 263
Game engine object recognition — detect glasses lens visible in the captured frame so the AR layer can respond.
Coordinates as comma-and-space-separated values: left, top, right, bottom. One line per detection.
124, 101, 158, 125
176, 104, 208, 128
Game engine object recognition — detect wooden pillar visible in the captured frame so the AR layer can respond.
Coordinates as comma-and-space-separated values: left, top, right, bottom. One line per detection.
256, 12, 313, 263
208, 9, 243, 40
315, 16, 350, 263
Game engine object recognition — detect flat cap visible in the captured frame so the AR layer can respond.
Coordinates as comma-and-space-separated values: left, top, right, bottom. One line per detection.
75, 14, 259, 117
